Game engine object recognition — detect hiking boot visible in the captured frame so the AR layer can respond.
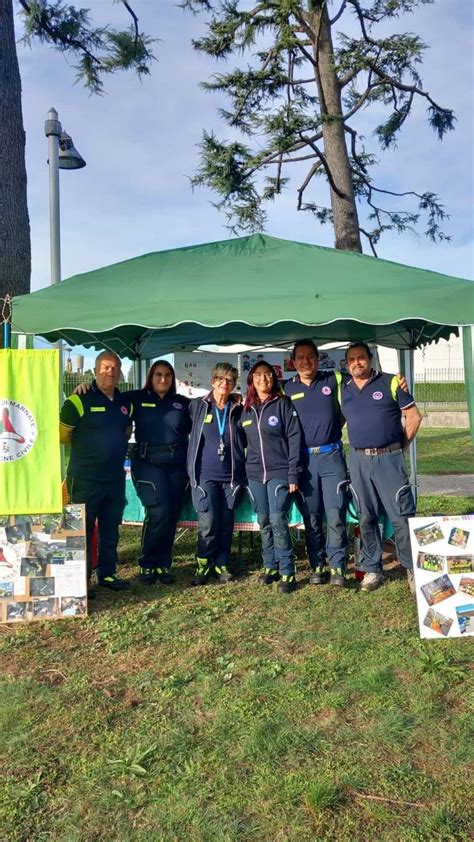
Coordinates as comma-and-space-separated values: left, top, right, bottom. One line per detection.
258, 567, 280, 585
406, 569, 416, 595
155, 568, 175, 585
215, 565, 234, 584
139, 567, 157, 585
360, 571, 385, 592
98, 575, 131, 591
191, 559, 211, 587
277, 574, 296, 594
309, 565, 329, 585
330, 567, 347, 588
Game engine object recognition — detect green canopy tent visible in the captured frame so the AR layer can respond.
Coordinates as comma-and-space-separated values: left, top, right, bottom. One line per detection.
12, 233, 474, 442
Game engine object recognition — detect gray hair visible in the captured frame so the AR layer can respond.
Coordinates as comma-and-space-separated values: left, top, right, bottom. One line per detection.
211, 362, 238, 384
95, 350, 122, 371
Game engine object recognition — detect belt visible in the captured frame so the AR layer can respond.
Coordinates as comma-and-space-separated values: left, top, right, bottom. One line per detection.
307, 442, 342, 455
137, 442, 182, 458
355, 443, 402, 456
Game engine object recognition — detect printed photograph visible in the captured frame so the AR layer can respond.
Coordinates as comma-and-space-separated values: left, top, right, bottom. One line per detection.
61, 596, 87, 617
6, 602, 27, 621
455, 604, 474, 635
32, 598, 58, 619
42, 514, 63, 535
30, 577, 55, 597
459, 577, 474, 597
5, 522, 32, 544
413, 522, 444, 547
66, 536, 86, 549
423, 607, 453, 637
0, 516, 11, 527
420, 574, 456, 606
446, 556, 474, 575
416, 552, 445, 572
0, 581, 14, 598
448, 528, 470, 549
61, 506, 85, 533
64, 550, 86, 562
21, 557, 47, 577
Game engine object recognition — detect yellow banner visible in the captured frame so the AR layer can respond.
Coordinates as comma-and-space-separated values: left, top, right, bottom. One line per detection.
0, 350, 62, 514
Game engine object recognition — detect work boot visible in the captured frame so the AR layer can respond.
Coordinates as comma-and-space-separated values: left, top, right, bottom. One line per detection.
258, 567, 280, 585
191, 558, 211, 587
215, 565, 234, 583
277, 574, 296, 594
330, 567, 347, 588
309, 564, 329, 585
98, 574, 131, 591
155, 567, 175, 585
406, 569, 416, 595
139, 567, 157, 585
360, 571, 385, 592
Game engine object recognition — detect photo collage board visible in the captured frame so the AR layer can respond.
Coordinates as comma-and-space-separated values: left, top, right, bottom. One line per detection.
410, 514, 474, 639
0, 505, 87, 623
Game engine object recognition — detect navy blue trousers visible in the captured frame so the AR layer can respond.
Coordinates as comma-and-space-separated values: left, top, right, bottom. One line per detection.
349, 448, 415, 573
191, 480, 238, 567
67, 474, 126, 580
248, 478, 295, 576
297, 449, 349, 570
132, 460, 188, 569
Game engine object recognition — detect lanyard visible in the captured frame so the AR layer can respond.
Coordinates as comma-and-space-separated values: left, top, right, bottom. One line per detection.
214, 402, 229, 438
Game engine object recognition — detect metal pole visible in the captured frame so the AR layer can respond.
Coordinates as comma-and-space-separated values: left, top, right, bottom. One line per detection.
403, 349, 418, 504
45, 108, 62, 285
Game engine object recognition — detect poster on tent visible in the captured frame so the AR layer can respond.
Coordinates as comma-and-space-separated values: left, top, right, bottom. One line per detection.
409, 514, 474, 639
0, 505, 87, 623
174, 352, 239, 397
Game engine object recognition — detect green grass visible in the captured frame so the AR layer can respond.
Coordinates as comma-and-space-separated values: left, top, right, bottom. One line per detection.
414, 428, 474, 475
414, 382, 467, 403
1, 494, 473, 841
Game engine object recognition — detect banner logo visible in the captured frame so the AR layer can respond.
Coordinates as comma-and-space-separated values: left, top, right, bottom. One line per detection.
0, 400, 37, 463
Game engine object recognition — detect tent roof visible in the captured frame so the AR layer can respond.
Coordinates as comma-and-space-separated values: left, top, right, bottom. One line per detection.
12, 234, 474, 357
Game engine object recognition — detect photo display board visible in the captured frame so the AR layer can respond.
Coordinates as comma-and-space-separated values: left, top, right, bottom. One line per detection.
0, 505, 87, 623
410, 514, 474, 639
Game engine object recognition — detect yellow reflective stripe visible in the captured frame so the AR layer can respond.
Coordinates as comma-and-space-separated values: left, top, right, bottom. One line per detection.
204, 414, 213, 423
242, 420, 252, 427
90, 407, 106, 412
141, 403, 155, 407
290, 392, 305, 401
390, 375, 400, 401
69, 393, 84, 418
335, 371, 342, 408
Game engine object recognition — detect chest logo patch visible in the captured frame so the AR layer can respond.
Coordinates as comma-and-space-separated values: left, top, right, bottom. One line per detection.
120, 406, 129, 414
372, 391, 384, 401
322, 386, 332, 396
268, 416, 279, 427
172, 402, 183, 410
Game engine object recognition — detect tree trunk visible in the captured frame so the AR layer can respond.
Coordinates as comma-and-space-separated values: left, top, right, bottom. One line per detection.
0, 0, 31, 314
308, 3, 362, 252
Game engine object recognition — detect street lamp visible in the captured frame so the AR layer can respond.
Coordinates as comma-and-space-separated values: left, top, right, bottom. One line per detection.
44, 107, 86, 285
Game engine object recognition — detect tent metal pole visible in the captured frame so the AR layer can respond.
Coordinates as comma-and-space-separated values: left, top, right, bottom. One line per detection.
462, 326, 474, 445
403, 349, 417, 505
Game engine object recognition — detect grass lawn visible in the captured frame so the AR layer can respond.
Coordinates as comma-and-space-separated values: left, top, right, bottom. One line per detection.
1, 494, 473, 841
414, 428, 474, 475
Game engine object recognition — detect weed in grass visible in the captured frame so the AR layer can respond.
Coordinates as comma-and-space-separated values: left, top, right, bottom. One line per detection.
305, 780, 342, 812
107, 742, 160, 778
416, 647, 469, 682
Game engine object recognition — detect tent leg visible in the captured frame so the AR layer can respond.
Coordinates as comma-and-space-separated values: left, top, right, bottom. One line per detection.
462, 326, 474, 446
402, 350, 418, 506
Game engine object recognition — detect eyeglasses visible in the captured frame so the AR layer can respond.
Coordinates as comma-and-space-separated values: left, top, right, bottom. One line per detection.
214, 377, 235, 385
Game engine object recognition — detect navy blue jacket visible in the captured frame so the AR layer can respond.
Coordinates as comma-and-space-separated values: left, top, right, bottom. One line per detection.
128, 389, 190, 445
241, 395, 302, 485
187, 393, 246, 489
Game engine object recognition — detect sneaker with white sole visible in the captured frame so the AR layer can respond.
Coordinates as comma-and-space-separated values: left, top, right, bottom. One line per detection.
360, 571, 385, 592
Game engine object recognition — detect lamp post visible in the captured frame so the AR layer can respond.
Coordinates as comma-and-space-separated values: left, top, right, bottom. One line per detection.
44, 107, 86, 285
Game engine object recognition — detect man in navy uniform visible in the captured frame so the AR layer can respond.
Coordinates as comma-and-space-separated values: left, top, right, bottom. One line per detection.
284, 340, 349, 586
342, 343, 422, 593
60, 351, 132, 596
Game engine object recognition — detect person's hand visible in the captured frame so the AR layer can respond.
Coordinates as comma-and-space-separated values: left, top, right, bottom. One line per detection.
397, 374, 409, 393
289, 483, 298, 493
73, 383, 91, 396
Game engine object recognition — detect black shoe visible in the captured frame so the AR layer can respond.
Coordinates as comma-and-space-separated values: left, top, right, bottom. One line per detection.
258, 567, 280, 585
309, 565, 329, 585
215, 565, 234, 583
191, 563, 211, 586
98, 575, 131, 591
277, 575, 296, 594
155, 568, 175, 585
330, 567, 347, 588
139, 567, 157, 585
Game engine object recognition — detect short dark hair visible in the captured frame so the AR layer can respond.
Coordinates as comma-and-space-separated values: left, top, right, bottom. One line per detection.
292, 339, 319, 359
345, 342, 373, 362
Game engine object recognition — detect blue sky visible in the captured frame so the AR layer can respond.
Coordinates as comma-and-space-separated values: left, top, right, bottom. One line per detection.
16, 0, 473, 295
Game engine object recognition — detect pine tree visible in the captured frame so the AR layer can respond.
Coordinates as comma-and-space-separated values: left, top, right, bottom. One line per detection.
183, 0, 455, 254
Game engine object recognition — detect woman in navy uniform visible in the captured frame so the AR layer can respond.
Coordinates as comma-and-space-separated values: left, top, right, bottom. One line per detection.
130, 360, 191, 584
242, 361, 302, 593
187, 362, 246, 585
